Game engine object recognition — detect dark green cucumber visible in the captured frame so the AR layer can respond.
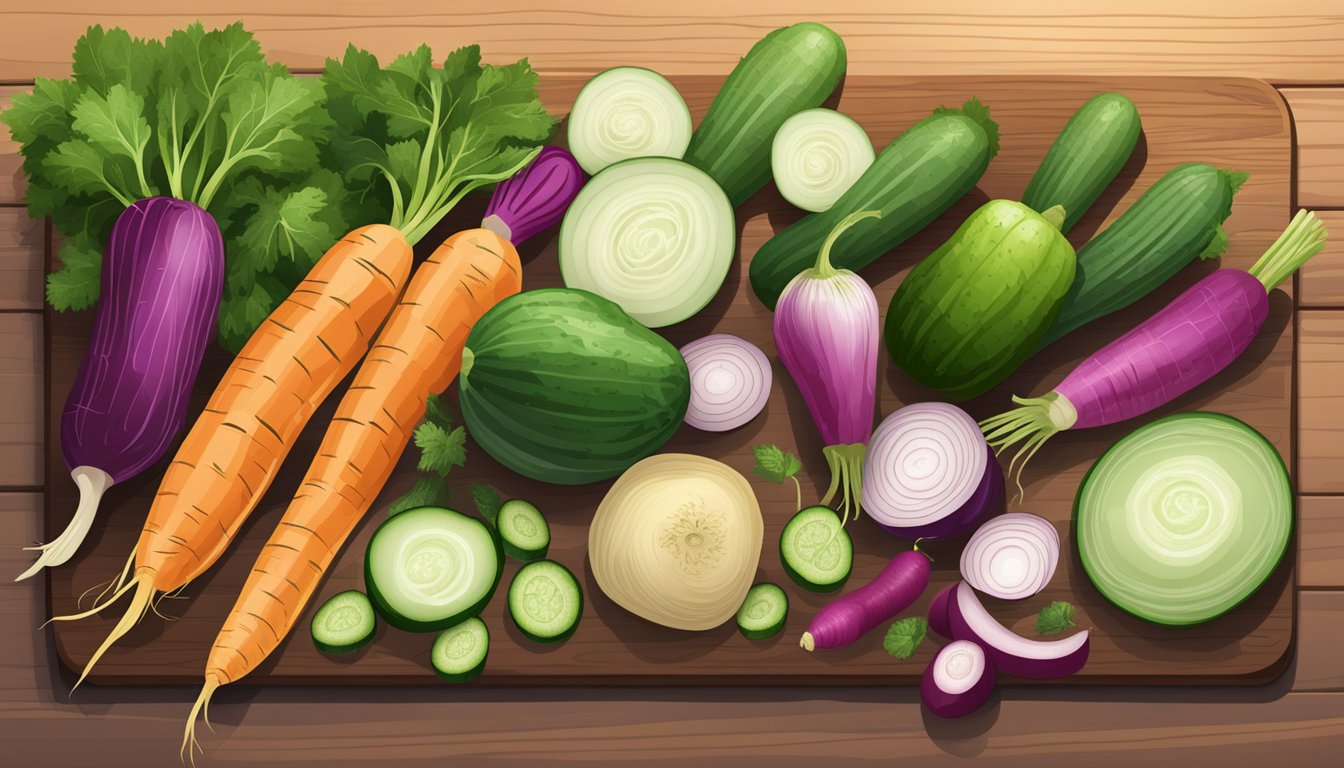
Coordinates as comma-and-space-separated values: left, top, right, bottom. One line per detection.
1022, 92, 1142, 234
509, 560, 583, 643
779, 505, 853, 593
1039, 162, 1245, 347
736, 583, 789, 640
749, 99, 999, 309
431, 618, 489, 683
683, 22, 846, 207
497, 499, 549, 561
310, 590, 377, 654
459, 288, 690, 485
885, 200, 1075, 401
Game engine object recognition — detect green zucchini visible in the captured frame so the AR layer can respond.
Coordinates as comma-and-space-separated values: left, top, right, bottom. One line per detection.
885, 200, 1075, 401
509, 560, 583, 643
683, 22, 846, 207
1022, 92, 1142, 233
310, 590, 377, 654
1039, 162, 1246, 347
736, 583, 789, 640
779, 505, 853, 593
431, 618, 490, 683
497, 499, 549, 561
749, 98, 999, 309
459, 288, 690, 485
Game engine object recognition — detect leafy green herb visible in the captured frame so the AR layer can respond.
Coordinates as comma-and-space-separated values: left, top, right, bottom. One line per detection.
323, 42, 556, 246
387, 476, 452, 516
413, 395, 467, 477
1035, 601, 1077, 635
752, 444, 804, 510
0, 23, 358, 346
883, 617, 928, 660
471, 482, 503, 523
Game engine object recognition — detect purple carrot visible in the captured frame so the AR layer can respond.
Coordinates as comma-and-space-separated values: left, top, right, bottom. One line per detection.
800, 547, 930, 652
982, 209, 1328, 492
482, 146, 585, 245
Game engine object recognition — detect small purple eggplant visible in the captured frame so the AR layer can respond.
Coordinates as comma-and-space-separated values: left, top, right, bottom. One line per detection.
20, 198, 223, 580
772, 210, 881, 521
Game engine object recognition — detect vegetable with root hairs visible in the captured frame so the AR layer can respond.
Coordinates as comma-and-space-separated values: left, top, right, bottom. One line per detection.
982, 209, 1328, 494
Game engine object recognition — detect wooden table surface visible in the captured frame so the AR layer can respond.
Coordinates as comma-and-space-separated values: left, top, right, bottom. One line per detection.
2, 2, 1343, 765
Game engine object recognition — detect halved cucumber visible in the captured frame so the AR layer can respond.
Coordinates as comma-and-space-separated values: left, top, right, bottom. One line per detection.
780, 505, 853, 592
431, 617, 490, 683
498, 499, 550, 561
310, 590, 377, 654
364, 506, 503, 633
508, 560, 583, 643
736, 582, 789, 640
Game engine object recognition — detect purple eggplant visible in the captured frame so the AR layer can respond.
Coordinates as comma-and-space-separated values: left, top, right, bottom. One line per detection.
19, 198, 223, 580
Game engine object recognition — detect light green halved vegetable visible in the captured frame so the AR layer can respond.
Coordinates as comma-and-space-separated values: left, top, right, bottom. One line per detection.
567, 66, 692, 175
589, 454, 764, 630
771, 108, 875, 212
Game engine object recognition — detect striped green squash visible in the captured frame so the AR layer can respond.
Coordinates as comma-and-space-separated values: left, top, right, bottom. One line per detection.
1022, 92, 1142, 234
459, 289, 690, 485
1039, 162, 1246, 347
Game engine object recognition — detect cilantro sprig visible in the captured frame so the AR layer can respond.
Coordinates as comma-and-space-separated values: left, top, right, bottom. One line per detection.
1035, 601, 1077, 635
1, 23, 359, 346
387, 394, 468, 515
752, 444, 804, 510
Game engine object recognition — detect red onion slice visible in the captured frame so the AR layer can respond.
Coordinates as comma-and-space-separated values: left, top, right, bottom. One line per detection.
960, 513, 1059, 600
862, 402, 1002, 539
949, 581, 1089, 679
921, 639, 996, 718
680, 334, 771, 432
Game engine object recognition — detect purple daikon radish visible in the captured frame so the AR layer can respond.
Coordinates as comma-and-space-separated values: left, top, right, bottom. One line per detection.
773, 210, 881, 521
922, 640, 996, 718
983, 209, 1328, 491
800, 547, 930, 652
19, 199, 223, 580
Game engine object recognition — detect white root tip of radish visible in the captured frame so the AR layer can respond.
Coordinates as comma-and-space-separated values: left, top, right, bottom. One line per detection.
15, 467, 112, 581
800, 632, 815, 653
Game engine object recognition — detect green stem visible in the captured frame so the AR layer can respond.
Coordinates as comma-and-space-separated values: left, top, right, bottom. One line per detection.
1249, 209, 1329, 291
1039, 204, 1067, 231
790, 476, 801, 512
812, 210, 880, 279
820, 443, 867, 525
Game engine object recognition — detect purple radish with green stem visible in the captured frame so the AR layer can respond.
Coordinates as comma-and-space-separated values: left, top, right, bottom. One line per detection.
800, 546, 930, 652
773, 209, 882, 522
982, 208, 1328, 493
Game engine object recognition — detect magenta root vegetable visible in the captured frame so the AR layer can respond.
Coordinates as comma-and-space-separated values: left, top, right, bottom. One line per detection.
800, 547, 930, 652
927, 583, 956, 638
922, 640, 996, 718
982, 209, 1329, 492
773, 210, 882, 521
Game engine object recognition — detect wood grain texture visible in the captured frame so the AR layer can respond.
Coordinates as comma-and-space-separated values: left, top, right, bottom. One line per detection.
1299, 312, 1344, 494
43, 76, 1296, 687
1300, 211, 1344, 307
0, 88, 26, 207
1281, 88, 1344, 207
0, 313, 41, 488
1294, 592, 1344, 691
0, 209, 43, 310
5, 1, 1344, 83
1300, 496, 1344, 589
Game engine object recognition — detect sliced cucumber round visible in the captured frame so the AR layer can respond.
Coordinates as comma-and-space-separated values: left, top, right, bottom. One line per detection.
780, 505, 853, 592
431, 617, 490, 683
567, 66, 692, 175
771, 108, 875, 212
498, 499, 550, 561
736, 582, 789, 640
364, 506, 503, 633
559, 157, 735, 328
508, 559, 583, 643
310, 590, 377, 654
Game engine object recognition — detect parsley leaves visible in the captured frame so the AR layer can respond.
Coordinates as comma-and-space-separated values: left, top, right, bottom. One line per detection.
752, 444, 804, 510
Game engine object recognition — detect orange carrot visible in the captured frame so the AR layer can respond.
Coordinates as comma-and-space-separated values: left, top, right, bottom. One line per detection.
183, 223, 521, 752
59, 225, 412, 684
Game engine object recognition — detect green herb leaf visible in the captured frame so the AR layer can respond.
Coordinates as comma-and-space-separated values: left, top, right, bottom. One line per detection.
1035, 601, 1077, 635
215, 276, 288, 354
752, 444, 803, 484
422, 394, 456, 433
471, 482, 503, 523
413, 422, 467, 477
45, 237, 104, 311
226, 181, 336, 285
388, 476, 452, 516
883, 617, 928, 660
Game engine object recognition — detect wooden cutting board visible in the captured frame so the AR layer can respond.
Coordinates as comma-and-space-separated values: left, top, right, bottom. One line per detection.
46, 75, 1294, 686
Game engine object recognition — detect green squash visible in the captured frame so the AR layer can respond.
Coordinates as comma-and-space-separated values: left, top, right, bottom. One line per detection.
885, 200, 1075, 400
459, 288, 690, 485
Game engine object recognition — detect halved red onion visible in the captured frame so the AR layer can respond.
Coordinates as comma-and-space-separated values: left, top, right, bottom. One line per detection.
948, 581, 1088, 679
921, 639, 996, 718
960, 513, 1059, 600
862, 402, 1004, 539
927, 583, 956, 638
679, 334, 772, 432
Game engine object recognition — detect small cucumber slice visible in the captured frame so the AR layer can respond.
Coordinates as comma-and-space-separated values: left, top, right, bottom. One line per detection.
508, 560, 583, 643
498, 499, 550, 561
311, 590, 377, 654
736, 582, 789, 640
780, 505, 853, 592
431, 618, 490, 683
